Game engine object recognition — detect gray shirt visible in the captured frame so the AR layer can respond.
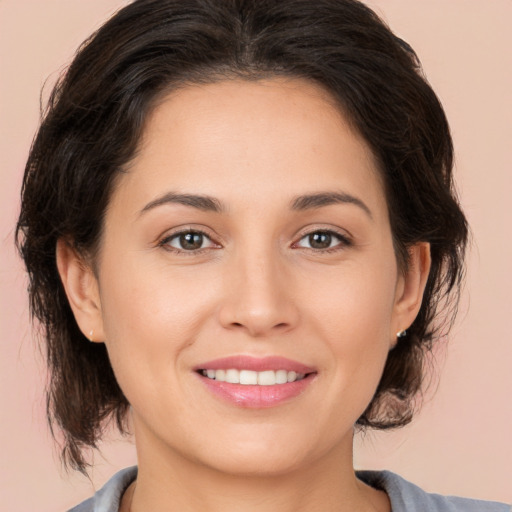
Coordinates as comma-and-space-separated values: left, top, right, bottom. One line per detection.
68, 466, 510, 512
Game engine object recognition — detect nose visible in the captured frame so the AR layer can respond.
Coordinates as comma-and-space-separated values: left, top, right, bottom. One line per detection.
218, 247, 300, 338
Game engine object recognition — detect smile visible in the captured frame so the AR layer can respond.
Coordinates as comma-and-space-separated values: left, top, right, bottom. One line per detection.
195, 356, 316, 408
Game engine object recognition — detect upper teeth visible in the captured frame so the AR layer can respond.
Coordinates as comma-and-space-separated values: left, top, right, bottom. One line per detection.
201, 369, 306, 385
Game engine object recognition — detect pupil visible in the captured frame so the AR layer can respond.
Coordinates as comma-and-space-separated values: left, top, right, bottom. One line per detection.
180, 232, 203, 250
309, 232, 331, 249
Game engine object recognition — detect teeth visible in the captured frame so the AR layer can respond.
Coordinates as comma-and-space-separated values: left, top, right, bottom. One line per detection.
258, 370, 276, 386
275, 369, 288, 384
201, 369, 306, 385
240, 370, 258, 385
225, 369, 239, 384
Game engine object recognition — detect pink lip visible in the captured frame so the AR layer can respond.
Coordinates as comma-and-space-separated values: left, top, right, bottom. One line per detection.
194, 356, 317, 409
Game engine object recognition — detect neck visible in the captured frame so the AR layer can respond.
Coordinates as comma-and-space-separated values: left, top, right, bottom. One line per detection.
128, 428, 389, 512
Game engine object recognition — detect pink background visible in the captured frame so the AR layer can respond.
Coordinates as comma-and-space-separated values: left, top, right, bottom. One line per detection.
1, 1, 511, 510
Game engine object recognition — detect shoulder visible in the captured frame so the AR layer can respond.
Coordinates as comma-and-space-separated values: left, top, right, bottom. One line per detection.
67, 466, 138, 512
66, 466, 510, 512
356, 470, 510, 512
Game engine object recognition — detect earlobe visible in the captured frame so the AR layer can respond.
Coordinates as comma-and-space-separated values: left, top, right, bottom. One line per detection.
391, 242, 431, 344
56, 239, 105, 343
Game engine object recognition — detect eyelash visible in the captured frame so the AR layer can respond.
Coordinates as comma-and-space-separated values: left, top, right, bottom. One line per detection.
158, 228, 217, 256
158, 228, 352, 256
293, 229, 352, 253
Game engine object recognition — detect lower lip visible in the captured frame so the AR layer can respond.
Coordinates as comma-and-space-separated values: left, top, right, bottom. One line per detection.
197, 374, 316, 408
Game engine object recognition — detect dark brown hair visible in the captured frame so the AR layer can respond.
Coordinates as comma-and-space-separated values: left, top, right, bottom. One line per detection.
16, 0, 468, 472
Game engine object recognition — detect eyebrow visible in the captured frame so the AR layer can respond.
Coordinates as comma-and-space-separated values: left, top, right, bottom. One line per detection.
140, 192, 225, 215
290, 191, 372, 219
139, 190, 372, 219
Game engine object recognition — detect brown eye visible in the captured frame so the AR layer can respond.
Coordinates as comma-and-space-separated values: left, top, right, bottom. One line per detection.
179, 232, 204, 250
163, 230, 216, 252
308, 232, 332, 249
295, 230, 351, 251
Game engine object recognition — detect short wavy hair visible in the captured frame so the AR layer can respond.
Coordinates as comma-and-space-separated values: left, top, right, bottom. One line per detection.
16, 0, 468, 472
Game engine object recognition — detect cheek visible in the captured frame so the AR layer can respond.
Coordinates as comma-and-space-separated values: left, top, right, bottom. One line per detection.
100, 248, 213, 327
97, 256, 218, 390
305, 258, 397, 342
303, 257, 397, 407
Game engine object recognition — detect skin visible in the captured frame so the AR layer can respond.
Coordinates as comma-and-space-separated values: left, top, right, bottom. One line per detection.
57, 78, 430, 512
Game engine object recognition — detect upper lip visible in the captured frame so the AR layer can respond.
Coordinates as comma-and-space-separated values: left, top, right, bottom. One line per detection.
194, 355, 316, 374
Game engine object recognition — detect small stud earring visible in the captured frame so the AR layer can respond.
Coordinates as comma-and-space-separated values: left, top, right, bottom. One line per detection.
89, 330, 94, 342
397, 329, 407, 339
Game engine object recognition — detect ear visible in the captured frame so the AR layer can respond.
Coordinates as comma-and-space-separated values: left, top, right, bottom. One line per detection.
56, 238, 105, 343
390, 242, 431, 346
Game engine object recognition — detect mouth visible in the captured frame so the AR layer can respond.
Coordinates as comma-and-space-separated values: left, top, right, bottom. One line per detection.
194, 356, 317, 408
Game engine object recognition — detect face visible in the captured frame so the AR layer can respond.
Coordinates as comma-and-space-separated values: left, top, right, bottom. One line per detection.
61, 78, 428, 476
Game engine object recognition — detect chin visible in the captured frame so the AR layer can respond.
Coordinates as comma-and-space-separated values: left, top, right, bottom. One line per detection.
188, 423, 339, 478
201, 447, 309, 478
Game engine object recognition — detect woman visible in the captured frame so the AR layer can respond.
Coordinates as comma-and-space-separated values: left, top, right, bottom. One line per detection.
15, 0, 509, 510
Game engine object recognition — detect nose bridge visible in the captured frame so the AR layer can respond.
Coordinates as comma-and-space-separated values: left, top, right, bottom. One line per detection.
219, 239, 298, 336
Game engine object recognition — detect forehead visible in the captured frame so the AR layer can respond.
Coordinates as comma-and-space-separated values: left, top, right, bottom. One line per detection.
116, 78, 386, 218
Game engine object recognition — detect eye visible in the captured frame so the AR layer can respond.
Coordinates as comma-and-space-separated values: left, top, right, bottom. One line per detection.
160, 229, 218, 253
295, 230, 351, 251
